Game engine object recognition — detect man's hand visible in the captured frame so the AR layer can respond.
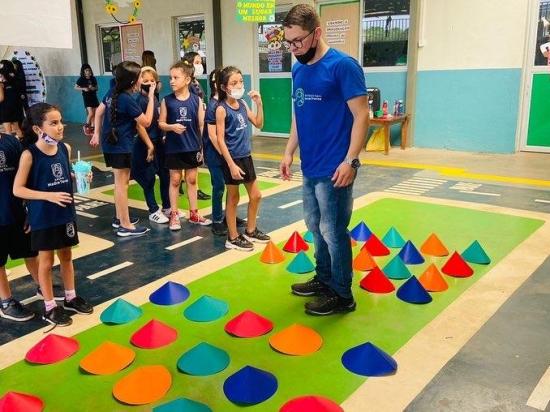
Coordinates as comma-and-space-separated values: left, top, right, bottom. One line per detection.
279, 153, 293, 181
331, 162, 356, 187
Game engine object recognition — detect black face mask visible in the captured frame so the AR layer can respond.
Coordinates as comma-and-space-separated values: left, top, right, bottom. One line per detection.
141, 84, 151, 93
295, 40, 317, 64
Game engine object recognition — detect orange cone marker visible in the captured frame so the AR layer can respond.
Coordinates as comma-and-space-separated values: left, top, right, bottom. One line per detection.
260, 241, 285, 264
353, 248, 377, 271
420, 233, 449, 257
419, 264, 448, 292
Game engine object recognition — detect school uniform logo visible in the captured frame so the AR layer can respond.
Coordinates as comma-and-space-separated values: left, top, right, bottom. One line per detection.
294, 88, 305, 107
237, 113, 247, 130
0, 151, 6, 168
66, 222, 75, 238
179, 107, 187, 118
51, 163, 64, 179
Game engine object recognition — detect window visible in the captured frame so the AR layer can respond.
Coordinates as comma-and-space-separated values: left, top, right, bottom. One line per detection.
257, 10, 292, 73
98, 25, 122, 73
362, 0, 410, 67
535, 0, 550, 66
175, 15, 207, 72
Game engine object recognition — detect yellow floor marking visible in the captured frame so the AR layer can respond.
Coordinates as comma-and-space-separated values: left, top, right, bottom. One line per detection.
527, 365, 550, 410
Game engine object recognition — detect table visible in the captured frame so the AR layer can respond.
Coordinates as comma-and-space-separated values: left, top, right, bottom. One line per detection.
368, 115, 409, 155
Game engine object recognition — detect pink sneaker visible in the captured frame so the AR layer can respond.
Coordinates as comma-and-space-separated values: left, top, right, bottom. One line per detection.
169, 211, 181, 231
188, 211, 212, 226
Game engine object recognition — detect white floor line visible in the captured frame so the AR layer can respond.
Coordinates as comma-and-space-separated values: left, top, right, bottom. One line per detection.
20, 296, 40, 306
76, 211, 98, 218
393, 183, 433, 190
278, 200, 303, 209
406, 180, 445, 186
459, 191, 501, 197
384, 188, 424, 196
73, 195, 88, 201
535, 199, 550, 204
87, 261, 134, 280
527, 365, 550, 410
165, 236, 203, 251
411, 177, 447, 183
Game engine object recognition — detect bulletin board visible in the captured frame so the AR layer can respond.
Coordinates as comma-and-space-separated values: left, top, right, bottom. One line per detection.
319, 1, 360, 60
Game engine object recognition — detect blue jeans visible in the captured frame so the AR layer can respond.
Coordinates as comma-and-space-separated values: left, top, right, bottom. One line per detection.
303, 176, 354, 299
131, 138, 170, 213
209, 164, 225, 223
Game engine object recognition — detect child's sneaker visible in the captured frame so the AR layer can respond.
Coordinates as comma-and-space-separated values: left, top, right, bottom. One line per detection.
112, 216, 140, 228
197, 189, 211, 200
43, 306, 72, 327
64, 296, 93, 314
163, 208, 185, 219
243, 228, 270, 243
189, 211, 212, 226
0, 299, 35, 322
225, 234, 254, 251
149, 209, 169, 224
169, 211, 181, 231
116, 226, 150, 237
211, 221, 227, 236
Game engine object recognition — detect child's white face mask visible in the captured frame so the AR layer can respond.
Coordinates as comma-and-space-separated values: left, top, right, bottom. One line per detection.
230, 87, 245, 100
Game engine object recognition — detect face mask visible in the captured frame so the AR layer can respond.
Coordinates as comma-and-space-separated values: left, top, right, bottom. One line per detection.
295, 35, 318, 64
141, 84, 151, 93
194, 64, 204, 76
41, 132, 58, 146
230, 87, 245, 100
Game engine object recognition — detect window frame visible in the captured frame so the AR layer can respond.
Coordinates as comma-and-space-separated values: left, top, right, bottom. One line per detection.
97, 22, 122, 75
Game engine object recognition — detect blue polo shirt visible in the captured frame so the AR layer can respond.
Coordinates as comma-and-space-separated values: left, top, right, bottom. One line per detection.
292, 48, 367, 178
101, 89, 143, 154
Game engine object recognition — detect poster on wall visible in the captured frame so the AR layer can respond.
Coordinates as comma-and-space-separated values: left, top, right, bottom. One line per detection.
10, 49, 46, 106
120, 24, 144, 64
319, 2, 360, 60
236, 0, 276, 23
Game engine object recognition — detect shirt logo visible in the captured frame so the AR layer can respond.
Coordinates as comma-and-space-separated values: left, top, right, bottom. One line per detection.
51, 163, 64, 179
179, 107, 187, 118
0, 151, 5, 167
237, 113, 247, 129
66, 222, 75, 238
294, 88, 305, 107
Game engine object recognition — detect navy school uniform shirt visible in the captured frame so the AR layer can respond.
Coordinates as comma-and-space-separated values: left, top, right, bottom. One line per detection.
76, 76, 97, 97
163, 93, 202, 154
203, 97, 222, 166
136, 93, 161, 141
0, 133, 25, 226
101, 89, 143, 154
26, 143, 76, 231
220, 99, 251, 159
292, 48, 367, 178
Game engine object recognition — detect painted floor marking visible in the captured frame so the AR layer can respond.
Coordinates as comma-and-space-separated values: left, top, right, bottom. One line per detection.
279, 200, 303, 209
20, 296, 40, 306
165, 236, 203, 251
384, 188, 425, 196
459, 191, 501, 197
385, 177, 445, 195
535, 199, 550, 204
87, 261, 134, 280
527, 365, 550, 410
76, 211, 98, 218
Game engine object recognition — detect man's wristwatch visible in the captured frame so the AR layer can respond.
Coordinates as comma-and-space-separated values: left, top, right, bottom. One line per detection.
344, 157, 361, 170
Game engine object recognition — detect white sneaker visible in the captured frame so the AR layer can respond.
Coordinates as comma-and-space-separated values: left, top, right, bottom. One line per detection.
163, 208, 185, 219
169, 211, 182, 231
149, 209, 169, 224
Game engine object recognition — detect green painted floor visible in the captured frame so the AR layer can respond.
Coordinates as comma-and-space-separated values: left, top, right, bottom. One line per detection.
0, 198, 543, 411
102, 172, 279, 211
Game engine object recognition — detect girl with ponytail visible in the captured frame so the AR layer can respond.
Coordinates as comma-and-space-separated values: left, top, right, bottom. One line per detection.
90, 61, 156, 237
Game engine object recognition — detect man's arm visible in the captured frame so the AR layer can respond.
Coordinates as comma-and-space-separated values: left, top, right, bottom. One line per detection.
280, 116, 299, 180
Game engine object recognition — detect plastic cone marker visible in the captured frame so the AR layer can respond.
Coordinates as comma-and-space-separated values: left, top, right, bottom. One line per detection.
342, 342, 397, 377
80, 341, 136, 375
420, 233, 449, 257
223, 365, 278, 405
130, 320, 177, 349
360, 267, 395, 293
25, 334, 79, 365
303, 231, 314, 243
177, 342, 230, 376
149, 281, 190, 305
224, 310, 273, 338
349, 221, 372, 241
462, 240, 491, 265
280, 396, 343, 412
153, 397, 212, 412
286, 251, 315, 274
419, 264, 448, 292
396, 276, 432, 304
383, 255, 412, 280
398, 240, 425, 264
382, 227, 406, 248
269, 324, 323, 355
283, 231, 309, 253
0, 392, 44, 412
362, 234, 390, 256
184, 295, 229, 322
442, 251, 474, 277
113, 365, 172, 405
260, 241, 285, 264
100, 298, 143, 324
353, 248, 377, 271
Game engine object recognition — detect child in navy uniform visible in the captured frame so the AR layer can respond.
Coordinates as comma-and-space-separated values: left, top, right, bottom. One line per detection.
0, 132, 40, 322
91, 61, 156, 237
13, 103, 93, 327
215, 66, 270, 251
0, 60, 24, 138
159, 60, 210, 230
74, 64, 99, 137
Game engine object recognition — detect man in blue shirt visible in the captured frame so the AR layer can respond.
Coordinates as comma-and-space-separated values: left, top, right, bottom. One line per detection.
280, 4, 369, 316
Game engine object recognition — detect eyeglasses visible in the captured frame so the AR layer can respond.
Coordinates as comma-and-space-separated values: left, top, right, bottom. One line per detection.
282, 29, 315, 50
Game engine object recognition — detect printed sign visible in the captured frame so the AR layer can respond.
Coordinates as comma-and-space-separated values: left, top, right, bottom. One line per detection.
121, 24, 144, 64
236, 1, 275, 23
10, 49, 47, 106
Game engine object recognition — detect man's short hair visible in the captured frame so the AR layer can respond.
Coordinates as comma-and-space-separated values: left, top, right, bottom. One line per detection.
283, 4, 320, 32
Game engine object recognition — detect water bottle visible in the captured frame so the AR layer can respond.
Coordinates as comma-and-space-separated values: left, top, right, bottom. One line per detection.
382, 100, 388, 117
398, 100, 404, 116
